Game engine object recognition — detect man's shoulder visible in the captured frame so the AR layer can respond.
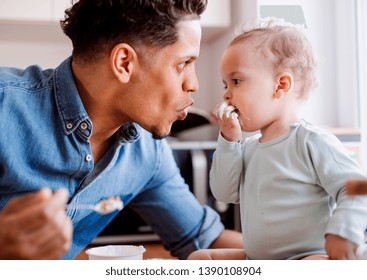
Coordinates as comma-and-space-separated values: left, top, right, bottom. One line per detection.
0, 65, 54, 91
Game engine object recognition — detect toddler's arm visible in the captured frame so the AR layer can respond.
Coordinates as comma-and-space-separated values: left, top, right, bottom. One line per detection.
209, 134, 243, 204
306, 131, 367, 248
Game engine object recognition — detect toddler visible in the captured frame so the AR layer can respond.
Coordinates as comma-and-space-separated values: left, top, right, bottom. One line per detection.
188, 17, 367, 260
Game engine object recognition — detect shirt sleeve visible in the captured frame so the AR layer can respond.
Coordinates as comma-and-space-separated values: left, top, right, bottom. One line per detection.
306, 130, 367, 244
209, 133, 244, 204
127, 139, 224, 259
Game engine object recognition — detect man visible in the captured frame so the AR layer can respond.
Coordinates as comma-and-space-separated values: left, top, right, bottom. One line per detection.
0, 0, 243, 259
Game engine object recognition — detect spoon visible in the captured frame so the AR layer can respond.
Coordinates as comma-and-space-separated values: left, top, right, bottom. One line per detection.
66, 197, 124, 214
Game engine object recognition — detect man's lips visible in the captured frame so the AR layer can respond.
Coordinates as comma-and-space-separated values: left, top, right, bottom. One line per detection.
177, 108, 188, 120
177, 101, 194, 120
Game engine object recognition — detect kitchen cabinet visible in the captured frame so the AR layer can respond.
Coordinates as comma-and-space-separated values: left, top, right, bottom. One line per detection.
0, 0, 72, 22
201, 0, 231, 42
52, 0, 73, 21
0, 0, 52, 21
0, 0, 232, 44
0, 0, 237, 70
0, 0, 229, 26
201, 0, 231, 28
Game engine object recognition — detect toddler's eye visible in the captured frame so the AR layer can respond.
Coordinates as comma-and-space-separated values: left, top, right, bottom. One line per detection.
233, 79, 240, 85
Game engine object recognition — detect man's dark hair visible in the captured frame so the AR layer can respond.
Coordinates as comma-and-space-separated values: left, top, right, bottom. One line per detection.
61, 0, 208, 62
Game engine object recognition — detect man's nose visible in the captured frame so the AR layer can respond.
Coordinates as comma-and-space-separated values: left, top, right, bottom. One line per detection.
183, 70, 199, 93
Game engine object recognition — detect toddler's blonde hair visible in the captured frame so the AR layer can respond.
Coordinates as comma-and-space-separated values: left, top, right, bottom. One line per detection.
230, 17, 318, 99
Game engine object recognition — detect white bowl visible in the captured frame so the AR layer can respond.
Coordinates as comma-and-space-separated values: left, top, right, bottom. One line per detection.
85, 245, 146, 260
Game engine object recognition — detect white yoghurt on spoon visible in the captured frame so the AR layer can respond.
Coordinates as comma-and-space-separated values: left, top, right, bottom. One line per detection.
66, 196, 124, 214
215, 101, 238, 120
94, 197, 124, 214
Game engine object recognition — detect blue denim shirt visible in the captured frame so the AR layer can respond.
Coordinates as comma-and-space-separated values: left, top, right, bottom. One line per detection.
0, 58, 224, 259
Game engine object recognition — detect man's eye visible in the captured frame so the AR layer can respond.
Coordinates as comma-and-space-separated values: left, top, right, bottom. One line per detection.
177, 62, 187, 71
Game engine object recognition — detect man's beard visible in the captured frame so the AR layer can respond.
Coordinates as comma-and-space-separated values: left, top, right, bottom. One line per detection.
151, 125, 170, 140
152, 133, 167, 140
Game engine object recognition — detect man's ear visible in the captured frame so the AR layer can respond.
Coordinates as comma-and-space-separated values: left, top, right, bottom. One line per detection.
273, 72, 294, 99
110, 43, 136, 83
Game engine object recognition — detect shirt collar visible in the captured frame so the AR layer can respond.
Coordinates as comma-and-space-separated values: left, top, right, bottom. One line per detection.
54, 57, 90, 136
53, 57, 141, 143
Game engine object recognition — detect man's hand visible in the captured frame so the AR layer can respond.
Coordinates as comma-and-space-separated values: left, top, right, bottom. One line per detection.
0, 188, 73, 259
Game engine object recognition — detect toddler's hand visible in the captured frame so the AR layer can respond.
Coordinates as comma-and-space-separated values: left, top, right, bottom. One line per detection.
346, 179, 367, 195
214, 101, 242, 142
325, 234, 351, 260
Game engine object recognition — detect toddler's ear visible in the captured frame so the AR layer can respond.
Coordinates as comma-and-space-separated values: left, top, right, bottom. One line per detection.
273, 72, 294, 99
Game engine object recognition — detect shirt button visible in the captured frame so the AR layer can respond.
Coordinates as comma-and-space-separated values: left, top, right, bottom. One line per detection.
66, 122, 73, 129
129, 127, 137, 136
85, 155, 93, 162
80, 122, 88, 130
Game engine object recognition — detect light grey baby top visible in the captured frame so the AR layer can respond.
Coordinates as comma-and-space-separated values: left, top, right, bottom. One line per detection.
210, 121, 367, 259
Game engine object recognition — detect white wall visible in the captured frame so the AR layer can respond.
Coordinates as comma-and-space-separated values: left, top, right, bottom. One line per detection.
0, 22, 71, 68
195, 0, 359, 134
191, 0, 259, 140
195, 0, 258, 112
292, 0, 339, 127
257, 0, 359, 129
